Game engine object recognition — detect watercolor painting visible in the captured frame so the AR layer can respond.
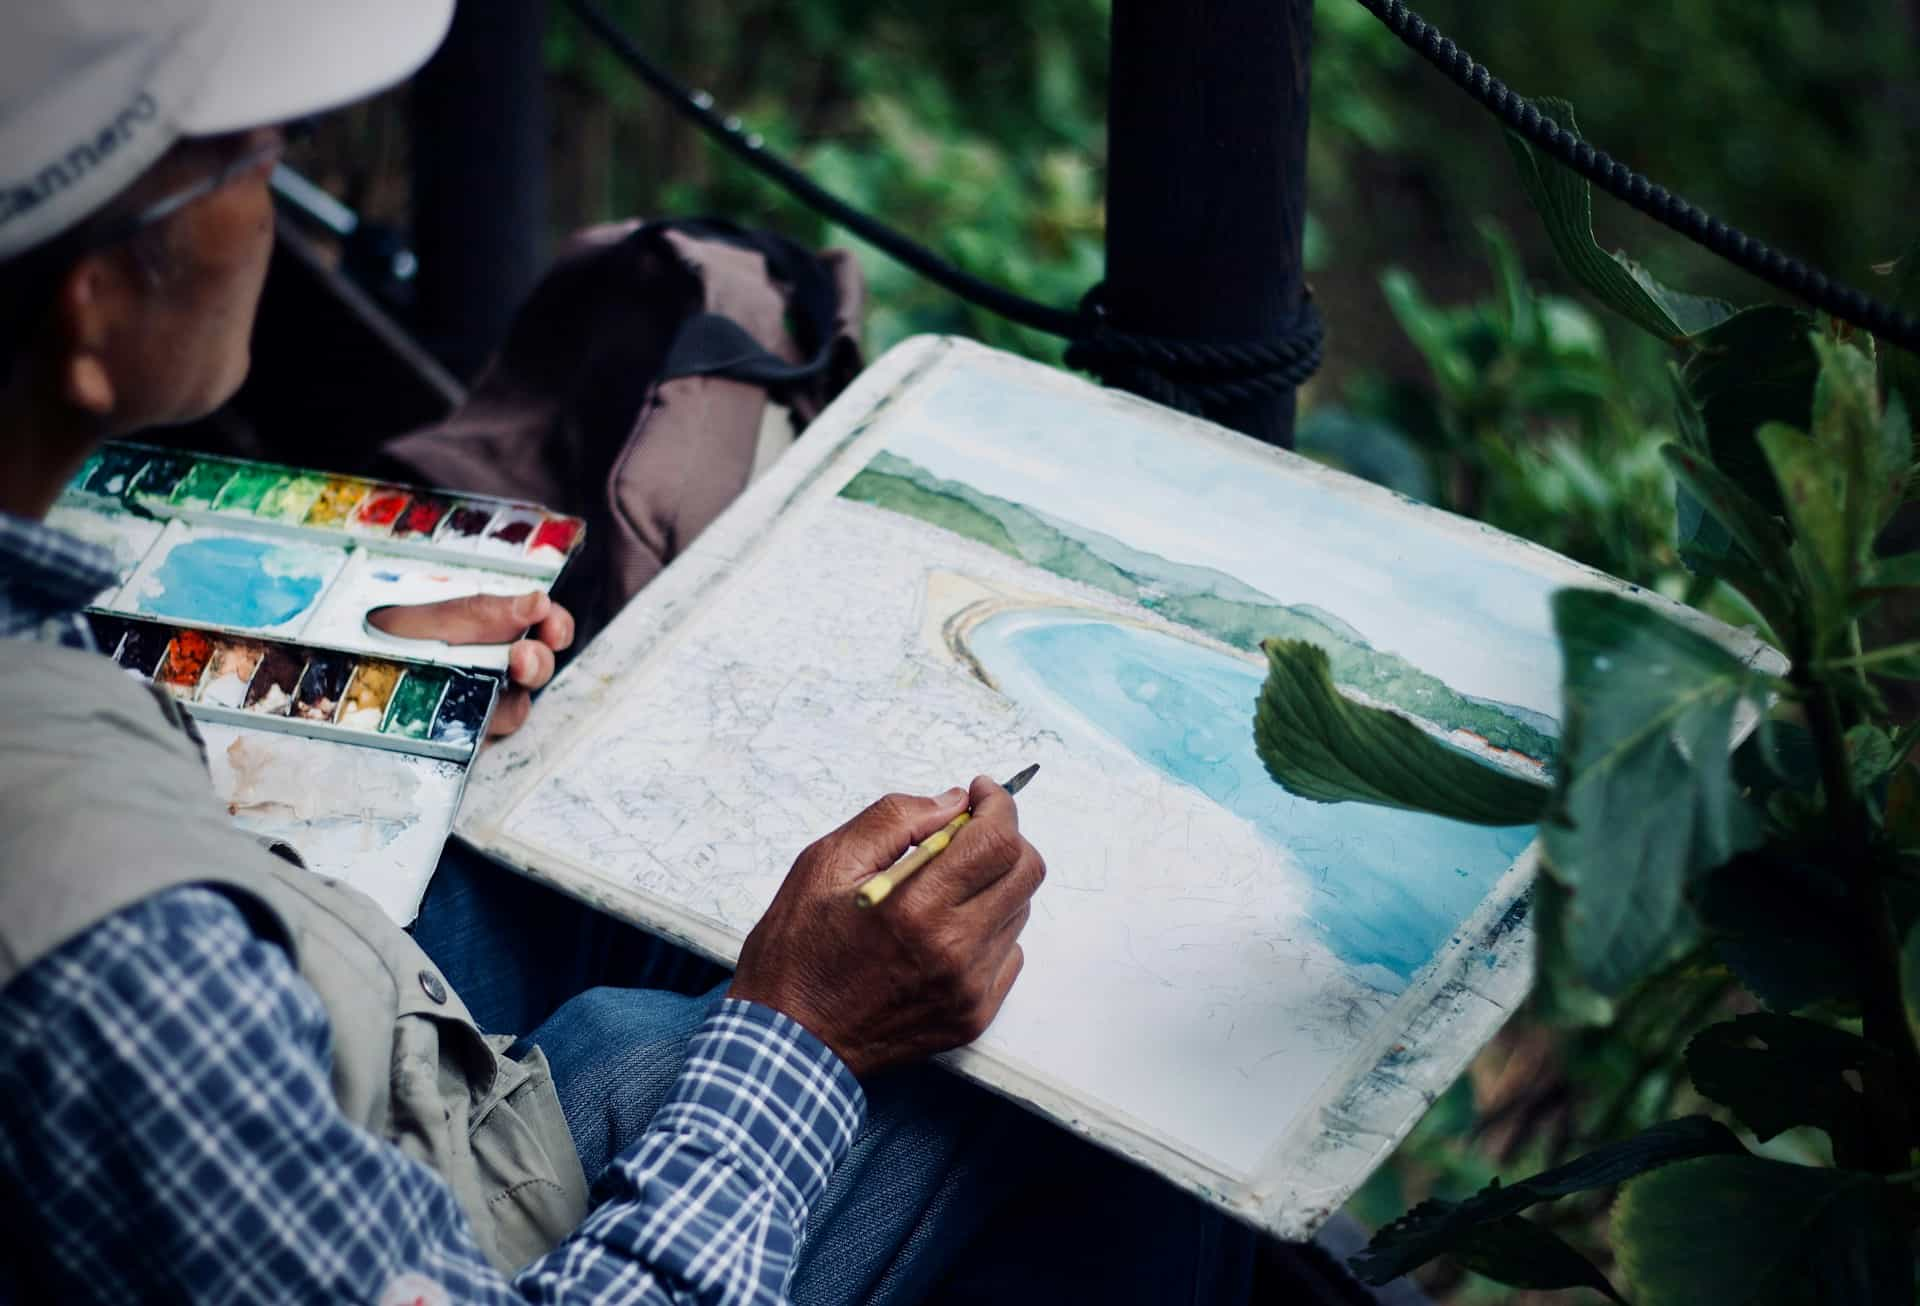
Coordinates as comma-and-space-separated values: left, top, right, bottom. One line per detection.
839, 430, 1552, 987
119, 521, 349, 635
477, 342, 1589, 1180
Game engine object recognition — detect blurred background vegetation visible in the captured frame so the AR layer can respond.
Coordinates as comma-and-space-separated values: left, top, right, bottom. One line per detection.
304, 2, 1919, 1297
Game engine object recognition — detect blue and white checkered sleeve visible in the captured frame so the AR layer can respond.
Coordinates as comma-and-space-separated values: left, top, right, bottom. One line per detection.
0, 887, 865, 1305
517, 1000, 866, 1303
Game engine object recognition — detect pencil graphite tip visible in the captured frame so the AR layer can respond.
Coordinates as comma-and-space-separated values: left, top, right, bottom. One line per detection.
1003, 763, 1039, 796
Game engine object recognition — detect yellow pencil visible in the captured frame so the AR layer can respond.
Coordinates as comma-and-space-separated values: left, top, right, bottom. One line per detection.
854, 764, 1039, 908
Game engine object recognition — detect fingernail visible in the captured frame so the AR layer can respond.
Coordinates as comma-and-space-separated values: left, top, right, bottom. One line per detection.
942, 786, 967, 801
513, 593, 543, 622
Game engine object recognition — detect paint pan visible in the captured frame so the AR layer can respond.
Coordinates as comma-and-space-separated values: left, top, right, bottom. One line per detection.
304, 477, 370, 527
382, 667, 450, 739
114, 624, 172, 676
392, 496, 450, 540
430, 673, 494, 746
478, 507, 542, 559
529, 516, 584, 564
352, 487, 412, 534
244, 644, 306, 716
337, 660, 402, 730
84, 446, 150, 497
84, 613, 134, 659
294, 652, 353, 722
132, 452, 195, 503
156, 629, 214, 697
68, 453, 102, 494
212, 465, 288, 513
435, 503, 497, 550
255, 473, 328, 523
170, 459, 241, 508
198, 638, 268, 708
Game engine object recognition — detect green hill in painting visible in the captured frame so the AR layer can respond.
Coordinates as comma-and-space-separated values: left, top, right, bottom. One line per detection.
841, 450, 1558, 763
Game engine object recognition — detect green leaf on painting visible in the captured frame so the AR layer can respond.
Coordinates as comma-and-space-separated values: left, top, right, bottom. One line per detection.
1451, 1215, 1626, 1303
1503, 97, 1734, 345
1613, 1156, 1909, 1305
1684, 1013, 1881, 1165
1542, 590, 1764, 996
1352, 1116, 1743, 1284
1252, 639, 1550, 825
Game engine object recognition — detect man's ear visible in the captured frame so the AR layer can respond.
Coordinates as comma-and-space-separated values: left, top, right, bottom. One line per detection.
51, 252, 124, 419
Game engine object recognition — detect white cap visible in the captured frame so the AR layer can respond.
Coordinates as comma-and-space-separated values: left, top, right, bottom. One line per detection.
0, 0, 455, 260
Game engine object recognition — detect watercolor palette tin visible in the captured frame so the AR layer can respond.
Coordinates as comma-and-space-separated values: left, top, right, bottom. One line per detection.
60, 442, 584, 925
92, 614, 501, 924
59, 442, 586, 673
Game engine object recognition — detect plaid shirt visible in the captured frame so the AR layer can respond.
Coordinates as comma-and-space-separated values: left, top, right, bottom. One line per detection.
0, 510, 867, 1303
0, 507, 119, 646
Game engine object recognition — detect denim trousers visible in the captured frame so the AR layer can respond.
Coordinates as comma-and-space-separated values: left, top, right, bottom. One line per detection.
411, 840, 1255, 1304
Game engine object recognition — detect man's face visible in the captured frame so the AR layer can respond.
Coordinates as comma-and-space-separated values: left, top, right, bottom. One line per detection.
84, 127, 281, 432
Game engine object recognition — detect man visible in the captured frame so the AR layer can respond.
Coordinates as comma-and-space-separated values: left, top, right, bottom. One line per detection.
0, 3, 1253, 1304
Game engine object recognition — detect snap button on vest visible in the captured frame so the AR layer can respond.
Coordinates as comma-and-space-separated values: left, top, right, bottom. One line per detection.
419, 970, 448, 1004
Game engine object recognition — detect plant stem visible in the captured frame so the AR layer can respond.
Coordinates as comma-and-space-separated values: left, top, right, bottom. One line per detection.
1803, 677, 1920, 1169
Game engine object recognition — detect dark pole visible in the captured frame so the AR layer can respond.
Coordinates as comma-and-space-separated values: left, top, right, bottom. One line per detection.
1104, 0, 1313, 447
411, 0, 550, 381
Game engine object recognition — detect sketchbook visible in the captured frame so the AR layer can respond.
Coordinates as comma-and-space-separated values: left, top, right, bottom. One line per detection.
456, 336, 1773, 1237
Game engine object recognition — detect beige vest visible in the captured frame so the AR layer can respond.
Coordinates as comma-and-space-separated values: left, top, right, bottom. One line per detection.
0, 640, 589, 1273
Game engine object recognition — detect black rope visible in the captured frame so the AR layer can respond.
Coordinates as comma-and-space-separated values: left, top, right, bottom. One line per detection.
562, 0, 1323, 408
1065, 286, 1325, 415
1354, 0, 1920, 353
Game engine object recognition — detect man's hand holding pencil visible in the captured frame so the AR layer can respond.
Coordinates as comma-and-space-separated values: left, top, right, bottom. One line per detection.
728, 774, 1045, 1079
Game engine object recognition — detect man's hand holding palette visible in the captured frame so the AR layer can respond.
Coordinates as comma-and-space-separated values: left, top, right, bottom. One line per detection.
53, 442, 587, 924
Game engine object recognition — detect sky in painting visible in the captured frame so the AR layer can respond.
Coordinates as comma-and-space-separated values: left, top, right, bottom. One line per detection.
886, 367, 1580, 718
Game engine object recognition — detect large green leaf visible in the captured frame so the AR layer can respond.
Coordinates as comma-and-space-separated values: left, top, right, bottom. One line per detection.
1614, 1157, 1909, 1305
1449, 1216, 1626, 1303
1251, 639, 1549, 825
1695, 849, 1862, 1013
1809, 336, 1909, 544
1503, 97, 1734, 345
1543, 590, 1765, 995
1661, 443, 1799, 640
1352, 1116, 1743, 1284
1684, 1013, 1882, 1166
1682, 306, 1821, 513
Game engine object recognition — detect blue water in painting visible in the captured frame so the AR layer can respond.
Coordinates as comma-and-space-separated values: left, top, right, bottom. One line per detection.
135, 537, 335, 629
968, 613, 1536, 988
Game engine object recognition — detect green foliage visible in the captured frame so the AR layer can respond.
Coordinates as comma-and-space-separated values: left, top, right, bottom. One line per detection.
1258, 86, 1920, 1300
1538, 590, 1764, 999
1352, 1117, 1742, 1288
1503, 99, 1733, 345
1611, 1158, 1910, 1305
